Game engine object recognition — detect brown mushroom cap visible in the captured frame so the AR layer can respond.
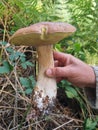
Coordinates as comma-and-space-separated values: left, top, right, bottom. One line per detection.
9, 22, 76, 46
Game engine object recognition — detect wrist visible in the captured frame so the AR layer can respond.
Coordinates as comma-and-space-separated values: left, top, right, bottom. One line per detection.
92, 66, 98, 108
92, 66, 98, 87
85, 66, 96, 88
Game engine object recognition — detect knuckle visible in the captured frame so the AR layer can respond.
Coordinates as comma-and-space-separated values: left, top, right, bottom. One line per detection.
67, 54, 72, 58
52, 68, 59, 76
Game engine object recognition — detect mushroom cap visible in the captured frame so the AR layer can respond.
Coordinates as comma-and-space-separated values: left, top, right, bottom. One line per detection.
9, 22, 76, 46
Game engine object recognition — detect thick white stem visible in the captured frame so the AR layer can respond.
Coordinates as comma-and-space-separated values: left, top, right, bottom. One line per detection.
33, 45, 57, 110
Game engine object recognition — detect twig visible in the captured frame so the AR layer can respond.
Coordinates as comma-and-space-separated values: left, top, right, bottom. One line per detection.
5, 75, 17, 92
0, 90, 15, 97
51, 113, 83, 123
10, 118, 46, 130
50, 118, 60, 126
53, 119, 74, 130
13, 63, 18, 129
0, 106, 27, 110
0, 126, 6, 130
50, 118, 65, 130
0, 80, 9, 95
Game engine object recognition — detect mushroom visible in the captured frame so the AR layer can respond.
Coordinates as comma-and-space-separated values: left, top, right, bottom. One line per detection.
9, 22, 76, 113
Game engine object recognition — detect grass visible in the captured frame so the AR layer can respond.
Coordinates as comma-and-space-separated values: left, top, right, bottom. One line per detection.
85, 50, 98, 65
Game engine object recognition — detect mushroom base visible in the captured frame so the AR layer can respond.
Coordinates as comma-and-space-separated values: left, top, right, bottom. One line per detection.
31, 86, 56, 116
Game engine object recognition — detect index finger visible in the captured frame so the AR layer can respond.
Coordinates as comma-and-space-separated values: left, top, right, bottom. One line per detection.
53, 51, 67, 63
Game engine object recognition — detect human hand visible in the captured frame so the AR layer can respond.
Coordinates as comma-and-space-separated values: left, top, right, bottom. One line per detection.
46, 51, 96, 88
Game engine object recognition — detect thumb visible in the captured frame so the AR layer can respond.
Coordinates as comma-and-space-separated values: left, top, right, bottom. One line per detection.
45, 67, 69, 78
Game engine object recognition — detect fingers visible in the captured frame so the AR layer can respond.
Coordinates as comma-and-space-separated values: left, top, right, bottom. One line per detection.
53, 51, 72, 65
53, 51, 67, 63
46, 67, 69, 78
54, 60, 59, 67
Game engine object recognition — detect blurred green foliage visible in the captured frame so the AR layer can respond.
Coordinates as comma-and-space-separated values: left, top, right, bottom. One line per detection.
0, 0, 98, 61
67, 0, 98, 55
83, 117, 98, 130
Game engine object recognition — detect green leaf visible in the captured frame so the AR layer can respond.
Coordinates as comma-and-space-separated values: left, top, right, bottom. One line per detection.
21, 62, 27, 69
0, 41, 7, 45
29, 76, 36, 86
21, 61, 34, 69
9, 51, 25, 62
20, 76, 36, 89
66, 91, 75, 98
73, 43, 81, 53
20, 76, 36, 95
25, 88, 32, 94
0, 61, 13, 74
25, 61, 34, 67
65, 86, 79, 98
20, 77, 31, 88
83, 118, 98, 130
20, 55, 26, 62
6, 47, 14, 53
55, 43, 62, 51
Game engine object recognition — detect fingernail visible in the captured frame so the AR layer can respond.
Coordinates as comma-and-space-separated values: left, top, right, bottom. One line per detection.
46, 69, 52, 76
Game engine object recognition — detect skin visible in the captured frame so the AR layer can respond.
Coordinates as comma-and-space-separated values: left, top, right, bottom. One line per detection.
46, 51, 96, 88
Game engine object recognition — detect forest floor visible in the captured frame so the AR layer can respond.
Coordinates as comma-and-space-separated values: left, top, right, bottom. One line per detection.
0, 84, 83, 130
